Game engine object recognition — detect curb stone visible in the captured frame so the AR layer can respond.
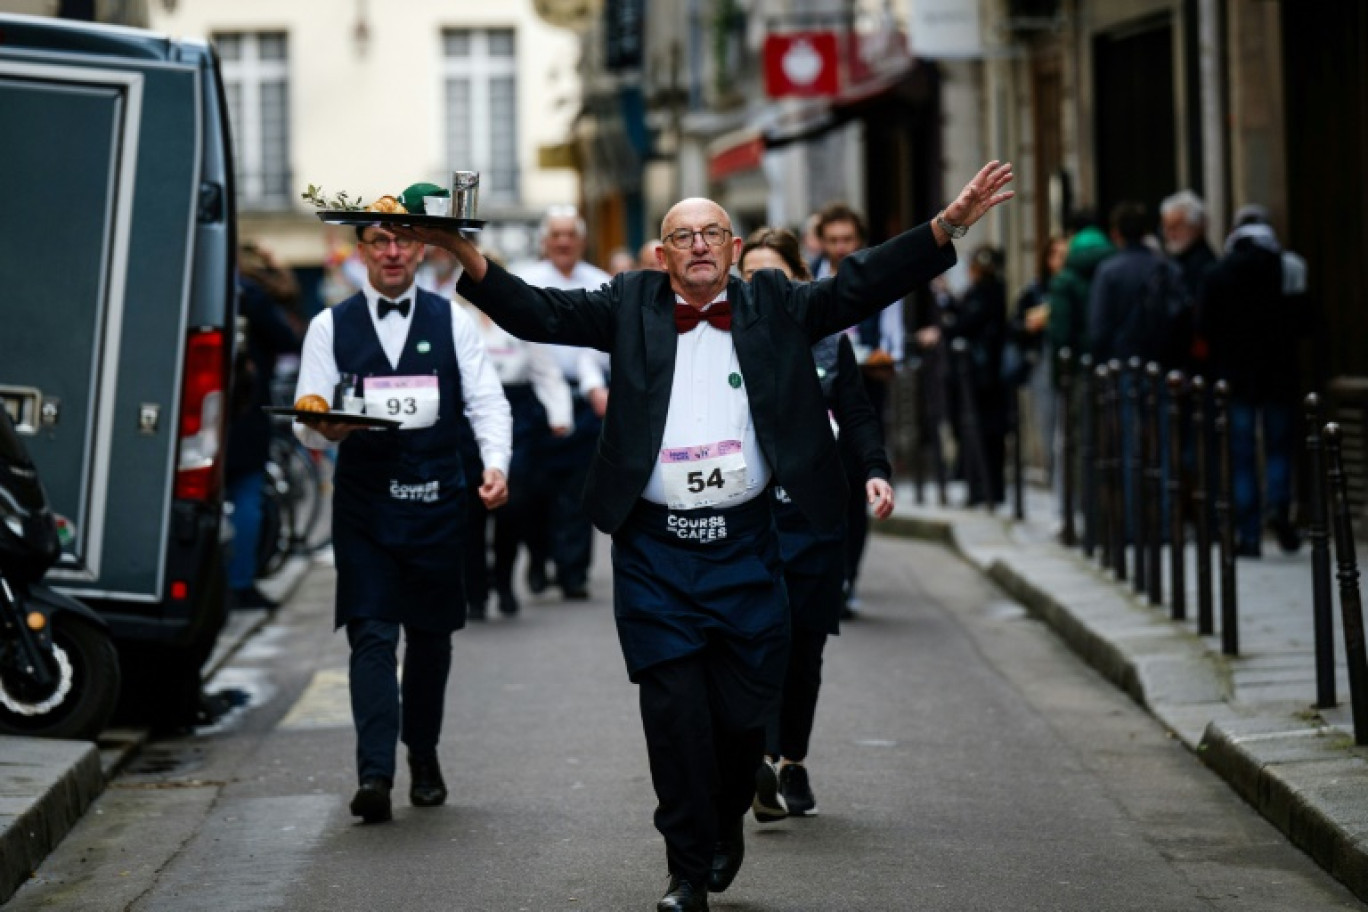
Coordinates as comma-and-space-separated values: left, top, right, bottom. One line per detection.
0, 737, 102, 903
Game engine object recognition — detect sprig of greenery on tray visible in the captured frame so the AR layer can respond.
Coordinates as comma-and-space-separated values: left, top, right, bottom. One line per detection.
301, 185, 367, 211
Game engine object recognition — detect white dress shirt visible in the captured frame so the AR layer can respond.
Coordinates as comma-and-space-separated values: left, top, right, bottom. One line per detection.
292, 281, 512, 475
640, 293, 771, 507
511, 259, 613, 395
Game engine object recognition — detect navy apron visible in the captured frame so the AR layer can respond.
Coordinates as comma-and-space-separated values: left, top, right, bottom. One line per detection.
330, 292, 468, 632
771, 333, 847, 635
611, 495, 790, 728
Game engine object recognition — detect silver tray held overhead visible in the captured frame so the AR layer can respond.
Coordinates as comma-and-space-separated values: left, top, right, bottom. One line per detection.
315, 210, 485, 231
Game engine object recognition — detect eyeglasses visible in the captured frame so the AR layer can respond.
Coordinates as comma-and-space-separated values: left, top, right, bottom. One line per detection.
662, 224, 732, 250
362, 234, 417, 252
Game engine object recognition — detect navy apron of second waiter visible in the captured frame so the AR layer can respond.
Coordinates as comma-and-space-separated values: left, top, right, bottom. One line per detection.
330, 292, 468, 633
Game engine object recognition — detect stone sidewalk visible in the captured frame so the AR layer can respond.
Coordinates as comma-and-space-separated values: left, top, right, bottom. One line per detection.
883, 480, 1368, 904
0, 556, 309, 903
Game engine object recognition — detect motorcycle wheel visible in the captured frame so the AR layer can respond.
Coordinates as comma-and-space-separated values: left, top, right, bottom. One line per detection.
0, 616, 121, 741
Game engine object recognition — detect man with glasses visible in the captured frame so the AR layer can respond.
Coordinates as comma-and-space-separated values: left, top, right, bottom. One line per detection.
397, 161, 1014, 910
511, 205, 612, 601
291, 224, 511, 824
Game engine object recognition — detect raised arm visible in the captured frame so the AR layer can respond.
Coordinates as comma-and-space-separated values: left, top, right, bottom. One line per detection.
782, 160, 1015, 340
931, 160, 1016, 246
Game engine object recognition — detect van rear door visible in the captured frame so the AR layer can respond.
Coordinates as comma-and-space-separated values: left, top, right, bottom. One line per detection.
0, 25, 214, 606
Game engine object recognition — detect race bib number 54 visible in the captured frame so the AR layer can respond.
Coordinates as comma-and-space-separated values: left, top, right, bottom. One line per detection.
659, 440, 749, 510
364, 375, 440, 430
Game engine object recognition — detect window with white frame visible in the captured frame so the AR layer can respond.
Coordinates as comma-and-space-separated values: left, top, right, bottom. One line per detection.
443, 29, 518, 202
216, 32, 291, 209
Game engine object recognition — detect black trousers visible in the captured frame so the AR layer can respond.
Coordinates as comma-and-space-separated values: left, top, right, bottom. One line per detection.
767, 625, 829, 761
637, 654, 768, 884
346, 618, 452, 783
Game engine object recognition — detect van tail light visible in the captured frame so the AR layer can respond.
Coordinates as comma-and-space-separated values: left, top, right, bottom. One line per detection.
175, 328, 226, 501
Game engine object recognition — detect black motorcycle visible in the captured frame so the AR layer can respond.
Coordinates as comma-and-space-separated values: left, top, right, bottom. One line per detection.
0, 407, 120, 740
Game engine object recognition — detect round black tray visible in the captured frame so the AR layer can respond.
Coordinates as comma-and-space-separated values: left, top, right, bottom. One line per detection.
263, 406, 402, 429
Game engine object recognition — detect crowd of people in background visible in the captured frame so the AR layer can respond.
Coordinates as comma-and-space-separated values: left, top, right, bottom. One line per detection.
229, 185, 1312, 637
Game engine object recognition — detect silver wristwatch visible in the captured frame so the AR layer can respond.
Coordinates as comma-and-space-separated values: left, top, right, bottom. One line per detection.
936, 213, 968, 239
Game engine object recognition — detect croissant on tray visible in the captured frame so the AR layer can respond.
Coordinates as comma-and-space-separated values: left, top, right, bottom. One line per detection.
366, 195, 407, 214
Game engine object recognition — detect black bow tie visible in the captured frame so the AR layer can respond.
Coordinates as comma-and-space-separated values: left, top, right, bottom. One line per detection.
377, 298, 411, 319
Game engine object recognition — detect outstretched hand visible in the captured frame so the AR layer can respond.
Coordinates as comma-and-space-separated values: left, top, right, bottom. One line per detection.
944, 160, 1015, 229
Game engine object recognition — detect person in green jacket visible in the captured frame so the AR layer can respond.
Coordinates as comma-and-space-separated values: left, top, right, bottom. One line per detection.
1046, 214, 1115, 382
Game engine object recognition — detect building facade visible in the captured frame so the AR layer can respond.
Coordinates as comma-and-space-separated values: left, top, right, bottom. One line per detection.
139, 0, 586, 275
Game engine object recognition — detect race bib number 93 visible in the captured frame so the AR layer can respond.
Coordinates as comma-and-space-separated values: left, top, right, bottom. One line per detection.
364, 375, 440, 430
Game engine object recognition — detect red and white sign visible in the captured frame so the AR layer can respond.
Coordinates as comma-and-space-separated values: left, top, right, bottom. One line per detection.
763, 32, 840, 98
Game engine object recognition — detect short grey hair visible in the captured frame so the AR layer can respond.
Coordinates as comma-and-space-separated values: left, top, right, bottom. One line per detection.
1159, 190, 1206, 227
540, 204, 587, 240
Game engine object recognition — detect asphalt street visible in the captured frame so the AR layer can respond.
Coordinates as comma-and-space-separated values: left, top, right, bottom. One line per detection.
6, 533, 1362, 911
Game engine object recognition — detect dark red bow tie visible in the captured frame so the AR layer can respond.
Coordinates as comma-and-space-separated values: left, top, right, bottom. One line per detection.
674, 301, 732, 333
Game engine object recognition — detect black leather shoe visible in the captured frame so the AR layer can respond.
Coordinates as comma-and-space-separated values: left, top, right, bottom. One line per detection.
496, 586, 520, 616
561, 583, 590, 601
707, 816, 744, 893
657, 875, 708, 911
349, 777, 392, 823
409, 755, 448, 807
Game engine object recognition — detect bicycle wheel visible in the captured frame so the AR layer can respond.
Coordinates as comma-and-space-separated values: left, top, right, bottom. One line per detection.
270, 435, 325, 552
256, 459, 294, 578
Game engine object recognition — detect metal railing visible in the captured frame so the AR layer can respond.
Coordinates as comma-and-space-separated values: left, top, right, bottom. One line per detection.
890, 353, 1368, 743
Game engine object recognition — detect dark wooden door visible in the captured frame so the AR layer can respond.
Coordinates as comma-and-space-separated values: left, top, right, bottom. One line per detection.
1093, 17, 1177, 225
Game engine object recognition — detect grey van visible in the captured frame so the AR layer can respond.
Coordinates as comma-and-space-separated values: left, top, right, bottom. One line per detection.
0, 13, 236, 726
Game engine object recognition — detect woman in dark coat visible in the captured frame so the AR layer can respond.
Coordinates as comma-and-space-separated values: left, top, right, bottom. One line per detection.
737, 227, 895, 822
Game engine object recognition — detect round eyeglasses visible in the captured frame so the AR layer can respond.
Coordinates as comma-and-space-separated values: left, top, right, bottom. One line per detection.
662, 225, 732, 250
362, 234, 417, 252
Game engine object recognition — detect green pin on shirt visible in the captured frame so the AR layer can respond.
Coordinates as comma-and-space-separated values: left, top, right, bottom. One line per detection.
728, 372, 742, 389
417, 340, 431, 354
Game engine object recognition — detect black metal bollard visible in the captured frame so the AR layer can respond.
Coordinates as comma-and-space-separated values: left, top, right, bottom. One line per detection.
1059, 348, 1077, 546
1323, 422, 1368, 744
1011, 381, 1025, 521
1214, 380, 1238, 656
1079, 354, 1096, 557
1191, 376, 1214, 635
1144, 363, 1164, 606
951, 338, 993, 512
1305, 394, 1336, 708
1128, 357, 1146, 596
1095, 363, 1112, 569
1108, 360, 1128, 581
1167, 371, 1187, 622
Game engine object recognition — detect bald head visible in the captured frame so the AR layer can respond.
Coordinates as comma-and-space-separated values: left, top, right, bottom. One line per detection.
657, 198, 742, 306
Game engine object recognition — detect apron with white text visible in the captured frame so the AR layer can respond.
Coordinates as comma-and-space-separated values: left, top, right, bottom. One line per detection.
330, 293, 468, 632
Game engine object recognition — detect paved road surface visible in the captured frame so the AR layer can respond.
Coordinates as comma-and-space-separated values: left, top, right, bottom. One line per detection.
8, 534, 1362, 910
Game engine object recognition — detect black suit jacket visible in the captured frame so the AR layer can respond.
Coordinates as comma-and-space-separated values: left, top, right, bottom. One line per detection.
457, 223, 954, 534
